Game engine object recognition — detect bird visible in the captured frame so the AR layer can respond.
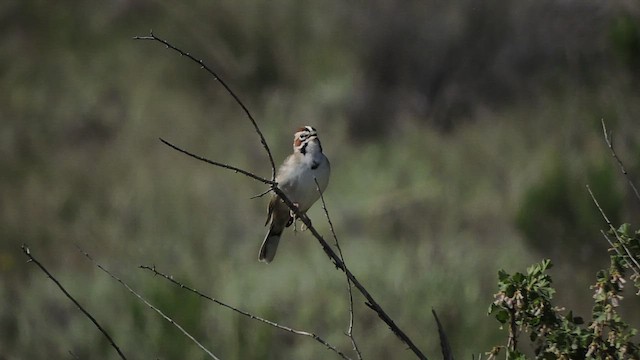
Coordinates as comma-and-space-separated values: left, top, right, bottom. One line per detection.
258, 126, 331, 263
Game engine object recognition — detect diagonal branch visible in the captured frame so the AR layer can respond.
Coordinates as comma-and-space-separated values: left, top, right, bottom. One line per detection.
315, 178, 363, 360
138, 34, 428, 360
601, 119, 640, 203
272, 186, 429, 359
75, 246, 221, 360
21, 244, 128, 360
586, 185, 640, 276
134, 31, 277, 182
139, 265, 352, 360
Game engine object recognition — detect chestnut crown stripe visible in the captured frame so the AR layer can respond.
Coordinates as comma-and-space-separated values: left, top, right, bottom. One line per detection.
294, 126, 320, 152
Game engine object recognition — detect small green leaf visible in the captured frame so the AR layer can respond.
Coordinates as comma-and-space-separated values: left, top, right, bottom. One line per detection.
495, 309, 510, 324
618, 223, 630, 236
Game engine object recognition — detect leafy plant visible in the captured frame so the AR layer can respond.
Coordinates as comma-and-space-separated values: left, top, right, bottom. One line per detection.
488, 230, 640, 360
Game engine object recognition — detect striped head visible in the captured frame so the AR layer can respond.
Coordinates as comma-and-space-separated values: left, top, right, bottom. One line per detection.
293, 126, 323, 155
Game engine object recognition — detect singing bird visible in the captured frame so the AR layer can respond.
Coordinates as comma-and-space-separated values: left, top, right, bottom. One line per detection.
258, 126, 330, 263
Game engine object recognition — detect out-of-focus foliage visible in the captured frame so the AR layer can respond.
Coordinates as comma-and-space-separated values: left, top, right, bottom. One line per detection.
516, 160, 623, 266
2, 0, 640, 359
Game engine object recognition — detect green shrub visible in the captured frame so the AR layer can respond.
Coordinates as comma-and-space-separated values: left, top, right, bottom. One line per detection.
489, 225, 640, 359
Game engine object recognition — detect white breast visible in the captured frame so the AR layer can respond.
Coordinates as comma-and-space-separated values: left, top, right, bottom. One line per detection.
276, 152, 330, 213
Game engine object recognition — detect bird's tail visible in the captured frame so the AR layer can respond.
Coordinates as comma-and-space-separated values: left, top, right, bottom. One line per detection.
258, 223, 284, 263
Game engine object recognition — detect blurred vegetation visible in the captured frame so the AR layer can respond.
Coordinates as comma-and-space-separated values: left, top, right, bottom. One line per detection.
2, 0, 640, 359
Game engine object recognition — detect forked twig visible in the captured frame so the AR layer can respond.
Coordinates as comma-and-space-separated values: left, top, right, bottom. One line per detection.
75, 246, 221, 360
20, 244, 128, 360
586, 185, 640, 276
138, 33, 428, 360
134, 31, 277, 182
139, 265, 352, 360
315, 178, 363, 360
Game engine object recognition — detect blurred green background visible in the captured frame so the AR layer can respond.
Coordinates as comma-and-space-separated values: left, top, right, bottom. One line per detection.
2, 0, 640, 359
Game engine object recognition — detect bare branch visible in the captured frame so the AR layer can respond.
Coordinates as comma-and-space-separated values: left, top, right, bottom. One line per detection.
249, 188, 273, 199
135, 31, 277, 181
139, 35, 428, 360
159, 138, 276, 186
20, 244, 128, 360
431, 309, 453, 360
75, 246, 221, 360
586, 185, 640, 276
139, 265, 352, 360
601, 119, 640, 203
315, 178, 363, 360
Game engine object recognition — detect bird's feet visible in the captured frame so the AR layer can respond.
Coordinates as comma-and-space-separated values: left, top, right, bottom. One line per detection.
288, 203, 309, 233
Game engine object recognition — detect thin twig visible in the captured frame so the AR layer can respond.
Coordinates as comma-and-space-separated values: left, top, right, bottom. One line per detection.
20, 244, 127, 360
599, 229, 634, 273
432, 309, 453, 360
249, 188, 273, 199
134, 31, 277, 182
75, 246, 221, 360
601, 119, 640, 203
68, 350, 80, 360
140, 35, 428, 360
601, 230, 623, 257
160, 138, 276, 186
315, 178, 363, 360
139, 265, 351, 360
586, 185, 640, 276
